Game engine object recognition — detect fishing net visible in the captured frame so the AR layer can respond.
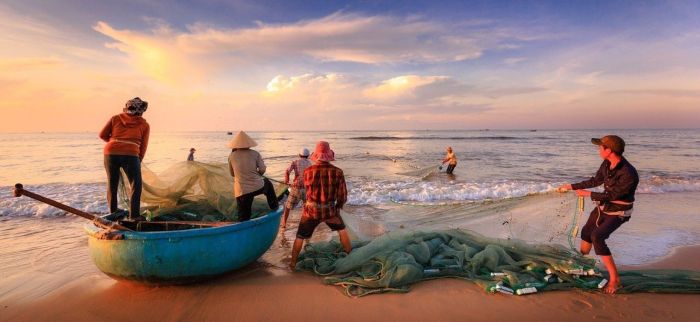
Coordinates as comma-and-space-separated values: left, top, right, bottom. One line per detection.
397, 164, 442, 179
347, 192, 577, 246
298, 193, 700, 297
120, 161, 287, 221
297, 229, 700, 297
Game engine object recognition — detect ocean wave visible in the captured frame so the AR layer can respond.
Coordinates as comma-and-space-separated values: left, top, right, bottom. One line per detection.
0, 183, 107, 218
349, 136, 523, 141
637, 176, 700, 193
347, 180, 558, 205
2, 176, 700, 217
347, 176, 700, 205
264, 155, 297, 161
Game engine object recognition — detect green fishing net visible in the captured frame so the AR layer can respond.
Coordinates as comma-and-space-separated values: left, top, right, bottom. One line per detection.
120, 161, 287, 221
297, 192, 700, 297
296, 229, 700, 297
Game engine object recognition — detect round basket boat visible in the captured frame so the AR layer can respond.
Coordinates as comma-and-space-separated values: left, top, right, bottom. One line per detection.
83, 209, 282, 284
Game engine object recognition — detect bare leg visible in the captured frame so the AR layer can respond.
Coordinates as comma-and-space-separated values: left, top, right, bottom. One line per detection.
580, 240, 592, 255
600, 255, 621, 294
289, 238, 304, 271
281, 206, 290, 228
337, 229, 352, 253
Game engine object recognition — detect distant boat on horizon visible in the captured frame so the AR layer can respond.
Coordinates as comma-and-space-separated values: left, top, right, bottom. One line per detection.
227, 131, 233, 135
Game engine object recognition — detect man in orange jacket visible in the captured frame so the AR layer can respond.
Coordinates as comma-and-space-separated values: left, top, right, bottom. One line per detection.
99, 97, 150, 220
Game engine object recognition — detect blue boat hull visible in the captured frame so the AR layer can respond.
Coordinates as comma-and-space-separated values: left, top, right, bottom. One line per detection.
84, 209, 282, 284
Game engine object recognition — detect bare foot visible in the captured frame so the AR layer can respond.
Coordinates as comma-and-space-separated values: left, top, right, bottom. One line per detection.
603, 281, 621, 294
288, 263, 296, 271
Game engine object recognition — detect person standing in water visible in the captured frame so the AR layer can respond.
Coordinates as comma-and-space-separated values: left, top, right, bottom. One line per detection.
187, 148, 196, 161
281, 147, 312, 229
227, 131, 278, 222
558, 135, 638, 294
441, 146, 457, 174
99, 97, 150, 220
289, 141, 351, 270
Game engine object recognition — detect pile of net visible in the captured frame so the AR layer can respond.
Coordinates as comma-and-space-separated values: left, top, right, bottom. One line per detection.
296, 229, 700, 297
120, 161, 287, 221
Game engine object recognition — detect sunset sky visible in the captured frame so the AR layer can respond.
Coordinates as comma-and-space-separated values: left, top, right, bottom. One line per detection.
1, 0, 699, 132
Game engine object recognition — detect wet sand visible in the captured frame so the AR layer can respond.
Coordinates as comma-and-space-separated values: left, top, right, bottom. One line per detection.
2, 247, 699, 322
1, 216, 699, 322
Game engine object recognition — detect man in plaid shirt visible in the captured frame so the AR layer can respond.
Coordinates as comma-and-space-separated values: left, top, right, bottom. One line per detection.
281, 147, 312, 228
289, 141, 352, 270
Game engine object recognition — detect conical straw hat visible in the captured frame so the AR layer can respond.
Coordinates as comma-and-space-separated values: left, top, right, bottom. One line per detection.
227, 131, 258, 148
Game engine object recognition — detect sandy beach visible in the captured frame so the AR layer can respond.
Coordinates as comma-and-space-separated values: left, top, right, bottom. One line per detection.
3, 0, 700, 319
2, 215, 699, 322
2, 131, 699, 322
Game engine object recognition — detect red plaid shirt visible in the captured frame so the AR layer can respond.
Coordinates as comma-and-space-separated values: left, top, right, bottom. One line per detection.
303, 162, 347, 220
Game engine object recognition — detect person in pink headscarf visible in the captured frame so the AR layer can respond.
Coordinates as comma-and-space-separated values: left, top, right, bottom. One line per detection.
289, 141, 351, 270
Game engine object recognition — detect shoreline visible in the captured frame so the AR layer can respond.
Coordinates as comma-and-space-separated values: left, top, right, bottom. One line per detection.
2, 241, 699, 322
621, 244, 700, 271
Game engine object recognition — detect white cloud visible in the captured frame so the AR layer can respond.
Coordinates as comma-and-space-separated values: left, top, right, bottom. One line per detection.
266, 73, 345, 93
91, 12, 538, 84
504, 57, 527, 65
176, 13, 487, 64
256, 72, 497, 125
363, 75, 454, 102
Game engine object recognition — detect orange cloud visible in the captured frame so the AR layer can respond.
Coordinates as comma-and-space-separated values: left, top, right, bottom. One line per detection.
0, 57, 63, 71
93, 21, 209, 84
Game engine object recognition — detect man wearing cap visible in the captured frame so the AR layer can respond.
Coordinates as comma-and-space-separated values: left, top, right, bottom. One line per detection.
558, 135, 639, 294
281, 147, 312, 229
227, 131, 279, 221
289, 141, 352, 270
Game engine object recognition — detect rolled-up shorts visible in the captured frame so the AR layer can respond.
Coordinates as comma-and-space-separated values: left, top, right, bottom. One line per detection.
296, 215, 346, 239
580, 208, 630, 256
285, 187, 305, 209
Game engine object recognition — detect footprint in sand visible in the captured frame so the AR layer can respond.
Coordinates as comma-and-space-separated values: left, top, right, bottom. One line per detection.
570, 298, 594, 312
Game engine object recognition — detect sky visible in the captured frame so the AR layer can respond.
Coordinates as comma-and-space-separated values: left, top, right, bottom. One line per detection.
1, 0, 699, 132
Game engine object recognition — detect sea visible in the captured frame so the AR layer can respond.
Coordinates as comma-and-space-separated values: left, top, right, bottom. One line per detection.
1, 129, 699, 280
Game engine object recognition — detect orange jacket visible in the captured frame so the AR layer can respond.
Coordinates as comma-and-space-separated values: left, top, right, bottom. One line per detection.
99, 113, 150, 160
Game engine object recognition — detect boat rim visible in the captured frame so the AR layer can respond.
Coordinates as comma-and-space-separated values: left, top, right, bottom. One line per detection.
84, 208, 282, 240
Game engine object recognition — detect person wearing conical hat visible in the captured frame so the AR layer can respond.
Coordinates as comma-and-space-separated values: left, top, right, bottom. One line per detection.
99, 97, 150, 220
281, 147, 312, 228
227, 131, 278, 221
289, 141, 351, 270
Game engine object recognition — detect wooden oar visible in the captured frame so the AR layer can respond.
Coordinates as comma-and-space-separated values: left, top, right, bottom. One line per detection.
14, 183, 233, 230
14, 183, 133, 231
